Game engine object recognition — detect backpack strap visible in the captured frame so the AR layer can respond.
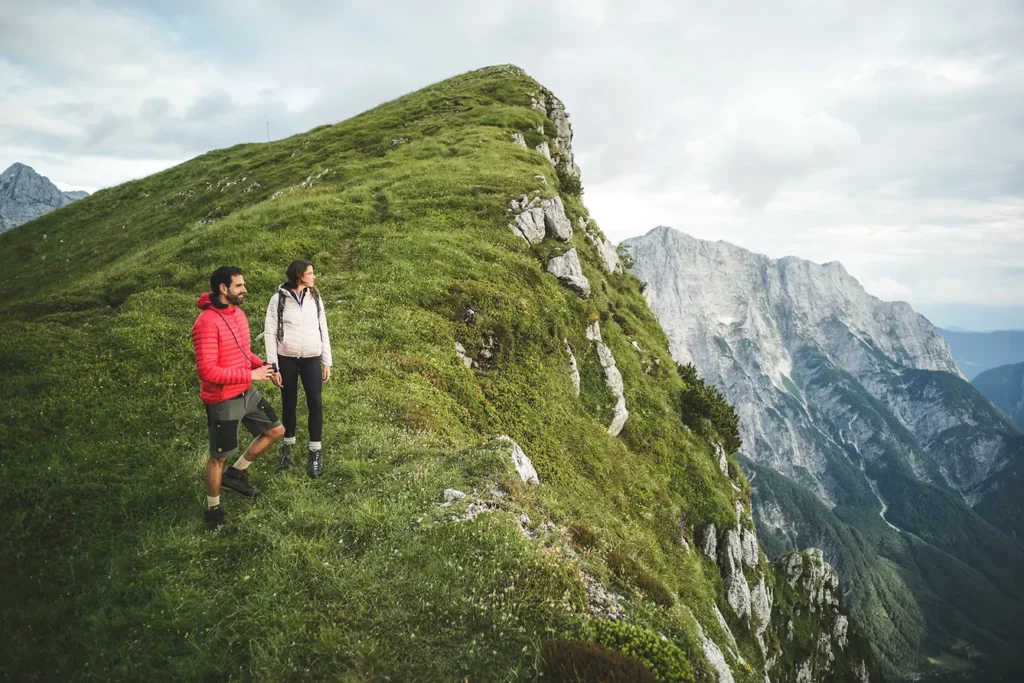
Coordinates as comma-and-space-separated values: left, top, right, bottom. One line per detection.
276, 292, 286, 343
314, 290, 323, 341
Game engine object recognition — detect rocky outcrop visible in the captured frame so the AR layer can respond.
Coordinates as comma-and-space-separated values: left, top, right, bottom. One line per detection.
0, 163, 88, 233
565, 340, 581, 396
741, 527, 759, 568
718, 528, 752, 619
783, 549, 840, 613
542, 196, 573, 241
494, 435, 539, 484
508, 196, 546, 244
586, 233, 622, 274
546, 249, 591, 297
508, 194, 573, 244
584, 321, 629, 435
833, 614, 849, 650
751, 577, 773, 644
713, 442, 728, 475
699, 523, 718, 560
511, 132, 527, 148
529, 90, 580, 178
535, 141, 552, 162
696, 620, 737, 683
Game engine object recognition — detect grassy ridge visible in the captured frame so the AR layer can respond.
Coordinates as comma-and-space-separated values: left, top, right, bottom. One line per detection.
0, 66, 778, 681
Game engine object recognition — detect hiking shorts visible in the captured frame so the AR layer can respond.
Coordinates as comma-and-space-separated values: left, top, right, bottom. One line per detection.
205, 388, 282, 459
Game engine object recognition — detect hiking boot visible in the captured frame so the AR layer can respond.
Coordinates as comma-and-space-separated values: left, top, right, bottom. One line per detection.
277, 443, 293, 472
307, 449, 323, 479
205, 505, 226, 532
221, 466, 257, 497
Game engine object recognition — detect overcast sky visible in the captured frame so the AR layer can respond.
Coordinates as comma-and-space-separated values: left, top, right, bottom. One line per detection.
2, 0, 1023, 329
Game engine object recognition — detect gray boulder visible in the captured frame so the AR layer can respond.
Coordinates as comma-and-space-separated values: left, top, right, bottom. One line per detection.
546, 249, 591, 297
586, 233, 621, 273
542, 196, 572, 241
494, 435, 539, 484
508, 196, 545, 244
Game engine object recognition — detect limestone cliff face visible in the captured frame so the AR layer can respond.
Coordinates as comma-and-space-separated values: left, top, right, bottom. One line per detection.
622, 226, 1024, 676
0, 163, 88, 233
622, 226, 1019, 505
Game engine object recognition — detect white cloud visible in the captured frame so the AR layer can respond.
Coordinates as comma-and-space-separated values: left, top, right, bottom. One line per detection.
1, 0, 1023, 326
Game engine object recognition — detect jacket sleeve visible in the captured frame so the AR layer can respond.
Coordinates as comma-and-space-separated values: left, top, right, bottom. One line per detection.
264, 294, 279, 366
193, 314, 251, 386
319, 300, 333, 367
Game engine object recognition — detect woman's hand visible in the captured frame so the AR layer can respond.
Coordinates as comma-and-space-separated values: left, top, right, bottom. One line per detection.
271, 372, 283, 388
322, 365, 332, 383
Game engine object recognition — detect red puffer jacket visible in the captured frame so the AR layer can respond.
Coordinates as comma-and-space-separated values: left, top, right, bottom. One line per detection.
192, 292, 265, 404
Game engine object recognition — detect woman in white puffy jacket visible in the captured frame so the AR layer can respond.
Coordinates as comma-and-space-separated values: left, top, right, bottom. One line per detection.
265, 259, 332, 478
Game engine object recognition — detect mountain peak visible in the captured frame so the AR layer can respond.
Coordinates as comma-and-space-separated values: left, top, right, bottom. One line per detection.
0, 162, 89, 233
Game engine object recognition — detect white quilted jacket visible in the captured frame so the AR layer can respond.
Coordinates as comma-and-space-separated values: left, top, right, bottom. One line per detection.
264, 286, 332, 366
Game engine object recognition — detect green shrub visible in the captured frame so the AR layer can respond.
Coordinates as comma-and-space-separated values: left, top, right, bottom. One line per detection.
606, 550, 676, 608
581, 620, 695, 683
557, 165, 584, 196
568, 523, 600, 550
542, 639, 656, 682
677, 363, 741, 454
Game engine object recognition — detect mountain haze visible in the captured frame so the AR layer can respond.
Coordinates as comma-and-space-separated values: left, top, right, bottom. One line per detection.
940, 329, 1024, 380
973, 362, 1024, 430
623, 226, 1024, 679
0, 162, 89, 232
0, 67, 877, 682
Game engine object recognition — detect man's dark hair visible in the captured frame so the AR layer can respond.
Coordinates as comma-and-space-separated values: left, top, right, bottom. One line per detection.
210, 266, 244, 296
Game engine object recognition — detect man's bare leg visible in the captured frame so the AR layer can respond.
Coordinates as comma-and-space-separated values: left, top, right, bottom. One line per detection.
204, 457, 228, 531
206, 456, 226, 497
231, 425, 285, 468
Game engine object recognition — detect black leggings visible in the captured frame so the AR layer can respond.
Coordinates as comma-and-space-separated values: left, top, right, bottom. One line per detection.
278, 356, 323, 441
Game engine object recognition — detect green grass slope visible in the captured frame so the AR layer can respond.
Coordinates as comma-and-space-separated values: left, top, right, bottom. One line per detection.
0, 66, 869, 682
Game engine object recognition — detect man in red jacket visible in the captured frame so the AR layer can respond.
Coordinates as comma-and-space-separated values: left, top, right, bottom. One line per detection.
193, 266, 285, 531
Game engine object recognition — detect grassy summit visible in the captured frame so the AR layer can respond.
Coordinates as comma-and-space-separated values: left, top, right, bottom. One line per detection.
0, 66, 872, 681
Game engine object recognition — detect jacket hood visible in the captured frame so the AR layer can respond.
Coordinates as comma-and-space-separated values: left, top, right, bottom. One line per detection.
197, 291, 236, 312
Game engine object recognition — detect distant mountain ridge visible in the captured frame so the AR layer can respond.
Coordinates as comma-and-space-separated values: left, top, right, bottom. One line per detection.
0, 162, 89, 233
974, 362, 1024, 430
940, 328, 1024, 380
623, 226, 1024, 678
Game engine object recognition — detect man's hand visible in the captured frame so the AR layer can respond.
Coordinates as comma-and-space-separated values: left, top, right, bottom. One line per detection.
322, 365, 332, 383
252, 365, 274, 382
271, 372, 283, 388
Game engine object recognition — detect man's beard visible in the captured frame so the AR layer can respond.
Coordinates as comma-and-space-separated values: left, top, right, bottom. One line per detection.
227, 293, 244, 306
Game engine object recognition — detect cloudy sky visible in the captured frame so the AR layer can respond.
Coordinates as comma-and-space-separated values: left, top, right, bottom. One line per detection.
2, 0, 1023, 329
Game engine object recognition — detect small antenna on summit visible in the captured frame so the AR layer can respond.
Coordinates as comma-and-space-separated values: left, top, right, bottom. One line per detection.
266, 121, 270, 144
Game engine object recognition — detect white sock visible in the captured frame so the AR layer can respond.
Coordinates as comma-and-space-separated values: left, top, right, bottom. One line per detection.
283, 436, 297, 445
232, 455, 253, 471
310, 441, 322, 451
207, 495, 220, 508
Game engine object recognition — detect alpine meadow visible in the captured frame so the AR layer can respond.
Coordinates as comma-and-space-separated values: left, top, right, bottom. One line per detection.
0, 66, 879, 682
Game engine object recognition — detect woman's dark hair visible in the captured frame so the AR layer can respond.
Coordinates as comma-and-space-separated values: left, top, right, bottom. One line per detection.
210, 266, 243, 295
285, 259, 320, 301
